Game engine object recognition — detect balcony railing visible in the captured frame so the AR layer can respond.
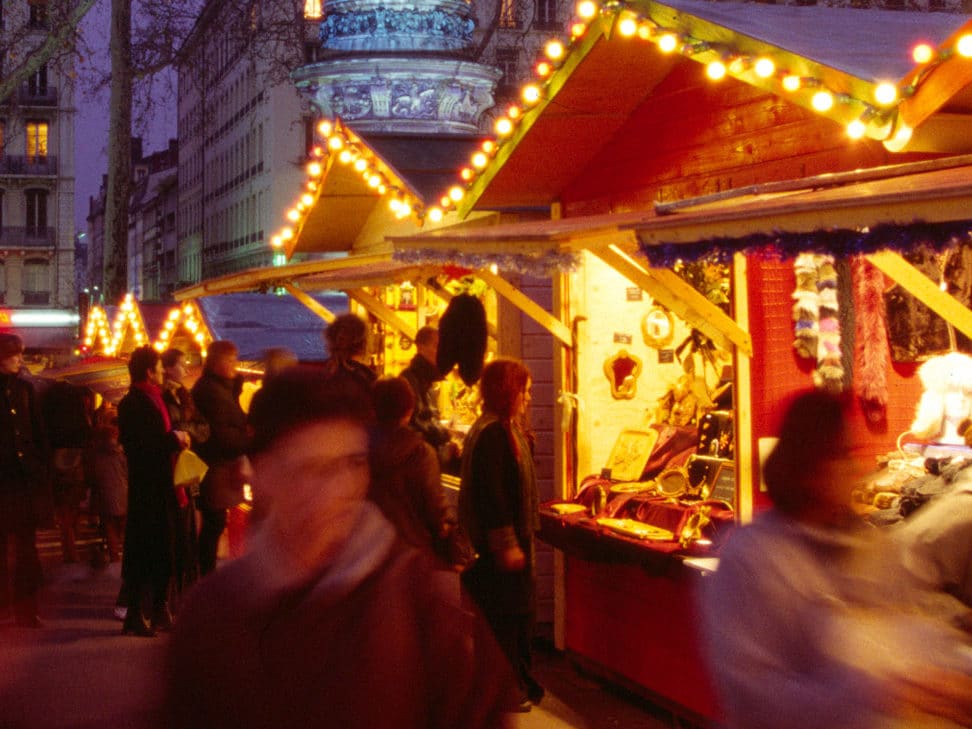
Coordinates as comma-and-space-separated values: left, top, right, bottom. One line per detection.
0, 226, 56, 248
22, 291, 50, 305
0, 155, 58, 176
19, 85, 58, 106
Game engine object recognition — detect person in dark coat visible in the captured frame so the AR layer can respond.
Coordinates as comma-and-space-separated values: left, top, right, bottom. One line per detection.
161, 348, 210, 597
321, 313, 376, 390
400, 326, 459, 470
0, 333, 52, 628
459, 358, 544, 710
369, 377, 452, 563
165, 366, 519, 729
191, 340, 250, 576
117, 346, 190, 637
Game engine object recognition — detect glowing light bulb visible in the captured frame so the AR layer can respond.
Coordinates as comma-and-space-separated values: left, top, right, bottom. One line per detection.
460, 167, 474, 181
427, 207, 444, 223
440, 195, 452, 208
545, 39, 565, 60
472, 152, 489, 169
280, 227, 294, 240
317, 119, 333, 137
637, 23, 653, 40
846, 119, 867, 139
508, 105, 521, 119
576, 0, 597, 20
286, 209, 300, 222
811, 90, 834, 112
482, 140, 496, 154
307, 161, 323, 177
449, 186, 464, 202
874, 82, 897, 106
354, 158, 367, 172
306, 181, 317, 191
271, 235, 283, 248
368, 174, 382, 188
782, 75, 801, 92
571, 22, 587, 38
912, 43, 934, 64
618, 15, 637, 37
536, 61, 552, 77
522, 84, 541, 105
957, 34, 972, 57
301, 194, 314, 207
338, 149, 353, 164
706, 61, 727, 81
754, 57, 775, 78
657, 33, 678, 54
327, 135, 344, 150
495, 117, 513, 136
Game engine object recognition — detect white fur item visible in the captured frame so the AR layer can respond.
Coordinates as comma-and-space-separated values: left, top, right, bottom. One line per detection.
910, 351, 972, 443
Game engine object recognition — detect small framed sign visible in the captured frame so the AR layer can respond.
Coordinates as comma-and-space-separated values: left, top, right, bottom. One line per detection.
710, 462, 736, 507
613, 332, 633, 345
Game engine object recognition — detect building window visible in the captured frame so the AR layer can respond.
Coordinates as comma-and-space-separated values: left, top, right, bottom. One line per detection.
28, 0, 48, 28
535, 0, 558, 29
495, 47, 519, 92
0, 120, 5, 159
27, 64, 47, 96
0, 262, 5, 304
304, 0, 322, 18
499, 0, 520, 29
25, 188, 48, 236
25, 120, 48, 161
23, 259, 49, 304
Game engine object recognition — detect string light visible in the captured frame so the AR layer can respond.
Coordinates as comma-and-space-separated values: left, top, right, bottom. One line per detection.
874, 82, 897, 106
754, 57, 775, 79
576, 0, 597, 19
912, 43, 934, 64
811, 90, 834, 112
657, 33, 678, 53
846, 119, 867, 139
957, 33, 972, 57
706, 60, 727, 81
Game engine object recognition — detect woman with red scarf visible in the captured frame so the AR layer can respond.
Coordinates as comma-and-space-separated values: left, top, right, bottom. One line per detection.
117, 346, 190, 637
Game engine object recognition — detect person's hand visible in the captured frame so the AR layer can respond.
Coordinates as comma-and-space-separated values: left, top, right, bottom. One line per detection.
173, 430, 191, 449
496, 545, 525, 572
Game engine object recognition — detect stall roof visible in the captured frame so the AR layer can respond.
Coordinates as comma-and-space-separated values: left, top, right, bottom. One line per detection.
456, 0, 972, 214
287, 120, 483, 258
195, 292, 349, 362
390, 155, 972, 262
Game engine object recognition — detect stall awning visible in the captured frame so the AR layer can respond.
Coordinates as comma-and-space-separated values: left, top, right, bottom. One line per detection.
456, 0, 972, 216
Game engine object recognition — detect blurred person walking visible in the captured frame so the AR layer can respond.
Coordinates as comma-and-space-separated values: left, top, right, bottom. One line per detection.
459, 358, 545, 711
321, 313, 376, 390
89, 412, 127, 563
192, 340, 250, 576
117, 346, 191, 637
0, 333, 52, 628
165, 367, 518, 728
161, 348, 210, 596
700, 390, 972, 729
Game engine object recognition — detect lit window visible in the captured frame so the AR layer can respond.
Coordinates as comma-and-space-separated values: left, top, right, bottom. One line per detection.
25, 120, 47, 161
304, 0, 322, 18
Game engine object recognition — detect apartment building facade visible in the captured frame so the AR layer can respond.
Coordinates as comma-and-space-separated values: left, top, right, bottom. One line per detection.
175, 0, 321, 284
0, 0, 76, 331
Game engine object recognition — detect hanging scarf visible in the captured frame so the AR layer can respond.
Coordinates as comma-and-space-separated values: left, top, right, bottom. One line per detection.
133, 381, 171, 431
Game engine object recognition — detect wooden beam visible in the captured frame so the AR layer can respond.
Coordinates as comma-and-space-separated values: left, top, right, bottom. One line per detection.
866, 250, 972, 341
475, 268, 572, 347
345, 288, 418, 341
591, 245, 753, 357
281, 283, 337, 324
732, 253, 753, 525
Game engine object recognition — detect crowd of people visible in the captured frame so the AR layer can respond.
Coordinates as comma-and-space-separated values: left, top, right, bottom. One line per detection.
8, 310, 969, 726
0, 314, 547, 725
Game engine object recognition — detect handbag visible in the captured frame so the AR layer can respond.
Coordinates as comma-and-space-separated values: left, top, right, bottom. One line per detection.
174, 449, 209, 490
199, 456, 248, 511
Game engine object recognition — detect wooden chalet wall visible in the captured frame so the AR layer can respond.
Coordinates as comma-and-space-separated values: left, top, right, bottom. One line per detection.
558, 63, 924, 215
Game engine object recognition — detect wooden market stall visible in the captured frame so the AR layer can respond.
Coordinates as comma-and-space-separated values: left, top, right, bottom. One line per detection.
385, 0, 972, 723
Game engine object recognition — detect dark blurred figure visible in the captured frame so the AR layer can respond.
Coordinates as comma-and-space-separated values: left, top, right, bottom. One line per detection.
89, 412, 127, 563
192, 340, 250, 576
0, 333, 51, 628
700, 390, 972, 729
165, 367, 518, 729
117, 346, 190, 637
261, 346, 297, 382
459, 358, 544, 711
321, 313, 376, 389
370, 377, 468, 570
162, 348, 210, 597
400, 326, 457, 469
41, 381, 94, 563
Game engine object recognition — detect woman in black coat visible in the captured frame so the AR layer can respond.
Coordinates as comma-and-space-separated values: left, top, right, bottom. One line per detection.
117, 346, 189, 637
458, 358, 543, 709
